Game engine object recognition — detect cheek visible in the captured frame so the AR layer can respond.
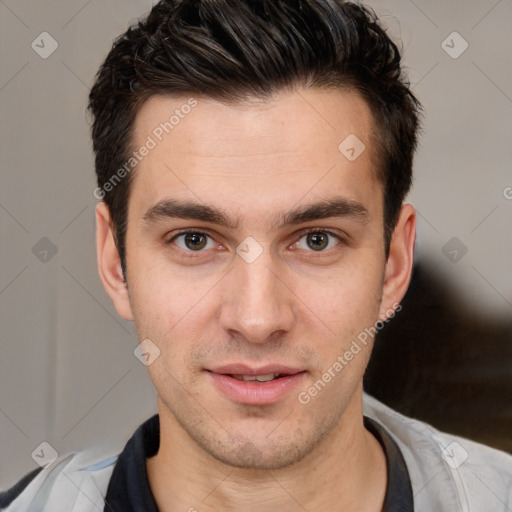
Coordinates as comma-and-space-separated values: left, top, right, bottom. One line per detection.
127, 255, 220, 362
295, 260, 384, 336
127, 253, 214, 326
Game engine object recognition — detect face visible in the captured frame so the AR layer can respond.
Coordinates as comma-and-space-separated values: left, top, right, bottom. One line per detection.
97, 88, 414, 470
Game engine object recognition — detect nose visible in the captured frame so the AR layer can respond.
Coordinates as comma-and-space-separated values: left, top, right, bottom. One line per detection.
218, 248, 295, 344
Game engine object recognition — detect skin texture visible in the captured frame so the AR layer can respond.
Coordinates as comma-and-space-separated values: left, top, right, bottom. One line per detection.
96, 88, 416, 511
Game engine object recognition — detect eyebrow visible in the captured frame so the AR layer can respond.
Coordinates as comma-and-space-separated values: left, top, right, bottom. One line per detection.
142, 197, 369, 230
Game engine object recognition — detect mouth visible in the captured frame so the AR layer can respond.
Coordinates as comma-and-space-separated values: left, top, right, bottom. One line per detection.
205, 364, 306, 405
229, 372, 289, 382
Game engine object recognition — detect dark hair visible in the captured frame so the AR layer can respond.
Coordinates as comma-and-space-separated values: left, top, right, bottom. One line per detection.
88, 0, 421, 277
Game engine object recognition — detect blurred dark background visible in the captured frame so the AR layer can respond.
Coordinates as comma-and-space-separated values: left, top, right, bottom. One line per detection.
364, 263, 512, 454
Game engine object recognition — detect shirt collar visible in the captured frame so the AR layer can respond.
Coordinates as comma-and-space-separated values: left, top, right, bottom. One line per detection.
364, 415, 414, 511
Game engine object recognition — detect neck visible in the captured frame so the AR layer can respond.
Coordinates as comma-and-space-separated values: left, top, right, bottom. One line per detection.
147, 388, 387, 512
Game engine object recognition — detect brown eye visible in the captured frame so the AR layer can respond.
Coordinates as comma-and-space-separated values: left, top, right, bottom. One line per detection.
306, 232, 329, 251
295, 230, 340, 252
173, 232, 214, 251
184, 233, 207, 250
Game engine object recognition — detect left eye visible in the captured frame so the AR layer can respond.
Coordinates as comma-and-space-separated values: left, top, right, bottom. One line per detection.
295, 231, 340, 252
173, 232, 217, 251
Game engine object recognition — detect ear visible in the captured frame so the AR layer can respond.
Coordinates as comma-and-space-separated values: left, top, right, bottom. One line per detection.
379, 203, 416, 319
95, 202, 133, 321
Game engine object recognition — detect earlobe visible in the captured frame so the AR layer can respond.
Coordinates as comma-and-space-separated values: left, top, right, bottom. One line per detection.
379, 204, 416, 319
95, 202, 134, 321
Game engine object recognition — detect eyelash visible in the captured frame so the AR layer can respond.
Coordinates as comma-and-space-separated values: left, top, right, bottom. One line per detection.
167, 228, 344, 257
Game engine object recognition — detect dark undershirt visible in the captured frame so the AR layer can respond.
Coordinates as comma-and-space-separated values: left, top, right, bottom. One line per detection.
103, 414, 414, 512
0, 467, 44, 509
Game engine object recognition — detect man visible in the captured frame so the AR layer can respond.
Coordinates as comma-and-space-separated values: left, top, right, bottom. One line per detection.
2, 1, 511, 511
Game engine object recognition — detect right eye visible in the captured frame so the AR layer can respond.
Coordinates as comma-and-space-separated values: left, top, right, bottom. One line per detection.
170, 231, 217, 252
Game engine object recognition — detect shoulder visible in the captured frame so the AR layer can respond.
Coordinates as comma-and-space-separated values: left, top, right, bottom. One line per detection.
363, 393, 512, 511
0, 452, 118, 512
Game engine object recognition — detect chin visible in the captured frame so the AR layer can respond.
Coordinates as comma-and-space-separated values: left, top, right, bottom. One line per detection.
193, 428, 325, 471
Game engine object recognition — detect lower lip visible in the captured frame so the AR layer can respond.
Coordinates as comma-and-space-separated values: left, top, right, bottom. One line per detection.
206, 372, 306, 405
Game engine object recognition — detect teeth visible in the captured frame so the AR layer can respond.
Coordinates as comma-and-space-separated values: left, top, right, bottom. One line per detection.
255, 373, 278, 382
231, 373, 280, 382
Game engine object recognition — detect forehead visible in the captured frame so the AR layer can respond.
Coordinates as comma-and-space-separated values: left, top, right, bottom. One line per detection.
128, 88, 382, 224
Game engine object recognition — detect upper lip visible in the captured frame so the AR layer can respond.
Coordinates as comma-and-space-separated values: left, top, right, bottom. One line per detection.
207, 364, 304, 376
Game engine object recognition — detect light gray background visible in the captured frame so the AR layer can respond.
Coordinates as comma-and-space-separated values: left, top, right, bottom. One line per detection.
1, 0, 511, 488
